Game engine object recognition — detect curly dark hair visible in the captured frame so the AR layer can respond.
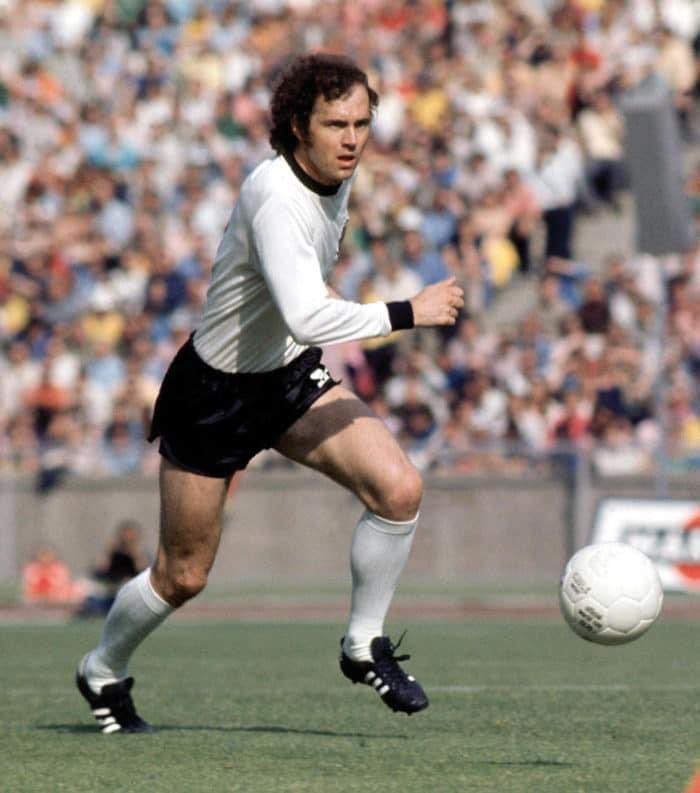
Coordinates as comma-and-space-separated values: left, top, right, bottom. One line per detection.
269, 53, 379, 155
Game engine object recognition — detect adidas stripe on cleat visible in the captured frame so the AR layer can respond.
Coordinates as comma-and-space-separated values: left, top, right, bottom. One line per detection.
339, 634, 429, 715
76, 659, 153, 734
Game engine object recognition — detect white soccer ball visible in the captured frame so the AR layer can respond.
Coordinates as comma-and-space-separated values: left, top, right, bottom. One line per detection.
559, 542, 663, 645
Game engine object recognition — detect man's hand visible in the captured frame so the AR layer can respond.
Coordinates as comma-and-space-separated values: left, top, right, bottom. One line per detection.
410, 277, 465, 327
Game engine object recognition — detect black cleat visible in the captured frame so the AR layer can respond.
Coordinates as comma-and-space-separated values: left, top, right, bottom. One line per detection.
76, 663, 153, 734
339, 634, 429, 715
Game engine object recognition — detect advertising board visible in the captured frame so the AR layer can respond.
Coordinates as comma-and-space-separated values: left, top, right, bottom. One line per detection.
592, 497, 700, 593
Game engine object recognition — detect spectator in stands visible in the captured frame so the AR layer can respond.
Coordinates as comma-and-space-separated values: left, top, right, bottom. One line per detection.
591, 414, 652, 477
443, 214, 494, 316
22, 544, 85, 605
372, 243, 424, 304
528, 124, 584, 264
24, 359, 72, 439
654, 25, 697, 139
503, 167, 540, 274
461, 368, 509, 443
1, 0, 699, 480
400, 227, 450, 287
456, 151, 501, 203
397, 401, 441, 473
578, 276, 612, 335
537, 273, 572, 336
577, 89, 626, 210
421, 186, 462, 250
75, 519, 149, 617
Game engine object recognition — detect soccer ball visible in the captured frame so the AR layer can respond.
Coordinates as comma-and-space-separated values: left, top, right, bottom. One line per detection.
559, 542, 663, 645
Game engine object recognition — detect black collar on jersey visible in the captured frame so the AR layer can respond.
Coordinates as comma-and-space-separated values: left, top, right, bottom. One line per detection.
284, 150, 341, 196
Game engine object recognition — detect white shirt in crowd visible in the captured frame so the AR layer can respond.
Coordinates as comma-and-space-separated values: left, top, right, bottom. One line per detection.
528, 138, 584, 211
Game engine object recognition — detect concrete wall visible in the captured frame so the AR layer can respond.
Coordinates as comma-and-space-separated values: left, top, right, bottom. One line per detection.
2, 470, 699, 587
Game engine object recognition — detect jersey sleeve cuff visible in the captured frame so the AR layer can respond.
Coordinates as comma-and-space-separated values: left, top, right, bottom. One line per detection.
386, 301, 414, 331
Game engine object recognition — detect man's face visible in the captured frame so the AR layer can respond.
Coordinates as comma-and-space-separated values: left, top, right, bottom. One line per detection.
293, 82, 371, 186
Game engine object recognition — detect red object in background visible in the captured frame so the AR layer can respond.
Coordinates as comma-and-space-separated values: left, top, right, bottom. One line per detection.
677, 512, 700, 582
22, 549, 83, 603
685, 769, 700, 793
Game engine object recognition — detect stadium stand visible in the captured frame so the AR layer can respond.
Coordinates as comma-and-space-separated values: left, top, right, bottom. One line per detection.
1, 0, 699, 483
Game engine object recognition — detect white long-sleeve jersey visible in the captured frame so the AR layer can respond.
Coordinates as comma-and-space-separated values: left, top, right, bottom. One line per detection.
193, 154, 393, 373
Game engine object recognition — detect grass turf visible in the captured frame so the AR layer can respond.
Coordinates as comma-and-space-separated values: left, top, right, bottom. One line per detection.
1, 617, 698, 793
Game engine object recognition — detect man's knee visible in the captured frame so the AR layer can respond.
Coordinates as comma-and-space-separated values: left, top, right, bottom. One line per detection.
152, 561, 208, 607
372, 462, 423, 521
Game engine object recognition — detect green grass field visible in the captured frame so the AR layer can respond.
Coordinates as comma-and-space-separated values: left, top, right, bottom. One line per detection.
1, 615, 698, 793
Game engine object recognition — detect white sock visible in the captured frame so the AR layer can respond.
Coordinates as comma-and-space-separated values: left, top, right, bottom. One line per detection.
83, 569, 174, 692
343, 510, 418, 662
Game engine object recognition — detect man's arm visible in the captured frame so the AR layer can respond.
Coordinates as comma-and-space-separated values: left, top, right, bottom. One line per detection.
253, 199, 393, 345
253, 200, 464, 345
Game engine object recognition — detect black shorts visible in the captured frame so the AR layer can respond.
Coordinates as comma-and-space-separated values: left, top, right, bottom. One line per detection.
148, 336, 339, 478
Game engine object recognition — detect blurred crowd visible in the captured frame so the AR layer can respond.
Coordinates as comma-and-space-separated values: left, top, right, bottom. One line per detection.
22, 518, 149, 611
1, 0, 700, 486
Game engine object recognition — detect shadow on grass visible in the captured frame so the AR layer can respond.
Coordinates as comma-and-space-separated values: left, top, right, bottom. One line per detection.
468, 759, 575, 768
37, 723, 409, 740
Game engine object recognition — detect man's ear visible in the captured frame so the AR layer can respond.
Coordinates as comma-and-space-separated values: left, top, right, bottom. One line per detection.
291, 116, 306, 145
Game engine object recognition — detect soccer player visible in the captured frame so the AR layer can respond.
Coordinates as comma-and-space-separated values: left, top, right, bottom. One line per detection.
76, 53, 464, 733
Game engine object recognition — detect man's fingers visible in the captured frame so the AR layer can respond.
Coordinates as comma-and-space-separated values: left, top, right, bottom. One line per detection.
447, 286, 464, 308
412, 280, 464, 326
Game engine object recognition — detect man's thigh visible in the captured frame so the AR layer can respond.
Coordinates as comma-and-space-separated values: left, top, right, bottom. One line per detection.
157, 459, 231, 570
274, 385, 415, 504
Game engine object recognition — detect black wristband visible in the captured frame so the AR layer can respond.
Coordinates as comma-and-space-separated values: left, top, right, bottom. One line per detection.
386, 300, 414, 331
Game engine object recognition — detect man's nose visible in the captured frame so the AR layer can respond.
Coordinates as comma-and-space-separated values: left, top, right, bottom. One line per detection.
342, 127, 357, 147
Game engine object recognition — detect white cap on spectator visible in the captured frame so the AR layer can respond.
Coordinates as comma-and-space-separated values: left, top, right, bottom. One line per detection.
90, 286, 116, 313
396, 206, 423, 233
